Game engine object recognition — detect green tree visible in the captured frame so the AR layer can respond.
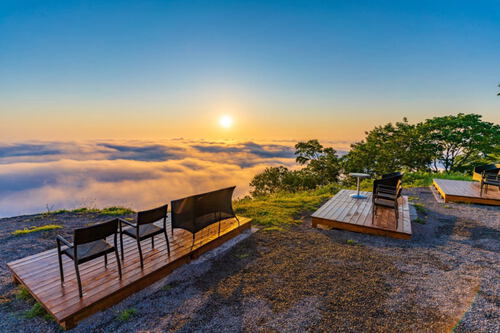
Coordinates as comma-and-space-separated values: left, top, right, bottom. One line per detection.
343, 118, 434, 176
294, 140, 341, 183
249, 166, 290, 196
422, 113, 500, 172
250, 140, 342, 195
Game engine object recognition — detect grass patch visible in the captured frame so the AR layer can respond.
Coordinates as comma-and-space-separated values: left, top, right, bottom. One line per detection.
161, 281, 179, 291
356, 171, 472, 190
117, 308, 137, 321
346, 239, 358, 245
235, 184, 339, 228
234, 252, 250, 259
162, 284, 173, 291
262, 226, 287, 232
12, 224, 62, 236
23, 302, 52, 320
403, 172, 472, 187
16, 287, 32, 301
414, 217, 426, 224
47, 206, 134, 216
72, 206, 134, 216
412, 203, 427, 214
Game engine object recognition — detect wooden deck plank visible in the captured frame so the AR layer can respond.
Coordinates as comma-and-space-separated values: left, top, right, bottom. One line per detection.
433, 179, 500, 206
311, 190, 411, 239
8, 216, 252, 329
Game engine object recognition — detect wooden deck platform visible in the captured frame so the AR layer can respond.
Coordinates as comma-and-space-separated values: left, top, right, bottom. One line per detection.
8, 216, 252, 330
433, 178, 500, 206
311, 189, 411, 239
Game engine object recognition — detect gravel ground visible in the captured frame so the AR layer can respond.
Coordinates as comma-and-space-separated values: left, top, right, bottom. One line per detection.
0, 187, 498, 332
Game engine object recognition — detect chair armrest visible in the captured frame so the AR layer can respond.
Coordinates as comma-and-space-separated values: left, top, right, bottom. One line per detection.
56, 235, 73, 248
117, 217, 137, 228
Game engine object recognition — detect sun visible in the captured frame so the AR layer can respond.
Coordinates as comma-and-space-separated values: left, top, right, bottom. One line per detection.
219, 115, 234, 128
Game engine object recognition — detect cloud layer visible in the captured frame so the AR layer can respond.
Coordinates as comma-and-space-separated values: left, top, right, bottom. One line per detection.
0, 139, 306, 217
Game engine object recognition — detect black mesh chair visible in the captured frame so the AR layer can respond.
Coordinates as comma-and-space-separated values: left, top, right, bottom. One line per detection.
474, 164, 498, 176
119, 204, 170, 269
382, 172, 402, 179
56, 219, 122, 298
480, 168, 500, 197
372, 173, 403, 227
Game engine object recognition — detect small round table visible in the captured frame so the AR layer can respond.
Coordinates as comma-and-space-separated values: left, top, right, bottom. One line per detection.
349, 173, 370, 199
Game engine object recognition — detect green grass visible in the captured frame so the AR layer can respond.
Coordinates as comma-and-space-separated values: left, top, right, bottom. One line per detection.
117, 308, 137, 321
357, 171, 472, 190
16, 287, 32, 301
234, 252, 250, 259
12, 224, 62, 236
346, 239, 358, 245
162, 284, 173, 291
403, 171, 472, 187
412, 203, 427, 214
24, 302, 52, 321
414, 217, 426, 224
50, 206, 134, 216
161, 281, 179, 291
234, 184, 340, 228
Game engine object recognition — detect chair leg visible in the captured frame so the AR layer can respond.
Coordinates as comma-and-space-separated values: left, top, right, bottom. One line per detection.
151, 236, 155, 249
115, 248, 122, 279
120, 232, 124, 261
58, 251, 64, 283
163, 229, 170, 256
104, 253, 108, 268
74, 261, 83, 298
137, 239, 144, 269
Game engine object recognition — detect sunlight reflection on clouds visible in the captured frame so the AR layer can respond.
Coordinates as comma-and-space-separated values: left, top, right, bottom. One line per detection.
0, 139, 348, 217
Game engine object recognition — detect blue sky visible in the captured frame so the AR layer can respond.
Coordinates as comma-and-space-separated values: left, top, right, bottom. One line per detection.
1, 0, 499, 141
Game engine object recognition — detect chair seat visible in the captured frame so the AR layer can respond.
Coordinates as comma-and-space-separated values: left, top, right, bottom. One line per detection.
373, 198, 397, 208
63, 240, 114, 263
483, 175, 500, 184
122, 224, 164, 240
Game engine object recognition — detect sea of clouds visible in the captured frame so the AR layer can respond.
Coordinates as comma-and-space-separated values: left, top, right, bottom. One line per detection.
0, 139, 349, 218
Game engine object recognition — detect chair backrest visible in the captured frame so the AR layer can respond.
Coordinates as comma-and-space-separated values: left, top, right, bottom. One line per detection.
475, 164, 498, 174
483, 167, 500, 176
373, 173, 403, 194
382, 172, 402, 179
74, 219, 118, 245
171, 186, 236, 234
137, 204, 168, 225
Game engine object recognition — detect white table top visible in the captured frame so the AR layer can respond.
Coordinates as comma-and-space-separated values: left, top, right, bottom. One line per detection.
349, 173, 370, 178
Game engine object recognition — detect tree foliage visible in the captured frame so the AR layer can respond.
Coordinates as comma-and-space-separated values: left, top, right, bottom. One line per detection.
421, 113, 500, 172
250, 140, 341, 196
249, 113, 499, 196
343, 118, 435, 176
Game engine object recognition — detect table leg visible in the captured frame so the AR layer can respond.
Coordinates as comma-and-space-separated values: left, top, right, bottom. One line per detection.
356, 177, 360, 196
